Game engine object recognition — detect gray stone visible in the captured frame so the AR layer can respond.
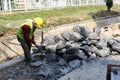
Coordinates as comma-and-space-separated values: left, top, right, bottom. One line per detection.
90, 45, 98, 53
112, 42, 120, 53
107, 39, 114, 45
32, 47, 39, 53
71, 32, 83, 42
61, 32, 71, 41
93, 27, 101, 36
70, 43, 81, 48
110, 51, 119, 55
34, 66, 54, 77
45, 44, 57, 53
115, 37, 120, 43
102, 37, 113, 42
90, 52, 97, 58
87, 39, 98, 46
96, 39, 107, 49
95, 47, 110, 57
56, 40, 66, 50
59, 58, 67, 66
63, 52, 83, 61
81, 41, 88, 46
36, 45, 44, 53
75, 50, 87, 60
68, 59, 81, 69
73, 25, 81, 33
54, 35, 61, 43
32, 45, 44, 54
30, 61, 43, 67
73, 26, 91, 38
57, 49, 66, 56
82, 60, 87, 65
42, 42, 48, 47
42, 37, 56, 46
80, 45, 91, 58
65, 41, 75, 48
45, 48, 56, 61
66, 46, 80, 54
94, 51, 102, 57
88, 32, 100, 40
90, 45, 104, 57
80, 26, 91, 38
59, 66, 72, 75
102, 47, 110, 57
59, 49, 66, 54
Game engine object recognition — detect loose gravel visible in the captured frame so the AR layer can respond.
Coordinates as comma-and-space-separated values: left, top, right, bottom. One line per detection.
0, 55, 120, 80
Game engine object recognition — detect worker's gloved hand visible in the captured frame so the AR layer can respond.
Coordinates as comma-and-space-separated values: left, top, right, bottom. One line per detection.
32, 41, 36, 45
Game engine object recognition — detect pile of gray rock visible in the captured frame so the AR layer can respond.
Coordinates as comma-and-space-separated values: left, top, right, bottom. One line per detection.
31, 25, 120, 80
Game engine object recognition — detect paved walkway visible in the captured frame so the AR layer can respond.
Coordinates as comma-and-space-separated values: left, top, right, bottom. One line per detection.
59, 55, 120, 80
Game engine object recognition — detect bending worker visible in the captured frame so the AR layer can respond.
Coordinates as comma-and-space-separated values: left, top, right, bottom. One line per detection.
16, 17, 43, 62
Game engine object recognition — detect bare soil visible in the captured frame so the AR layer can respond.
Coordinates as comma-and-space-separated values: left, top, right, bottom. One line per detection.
0, 29, 16, 39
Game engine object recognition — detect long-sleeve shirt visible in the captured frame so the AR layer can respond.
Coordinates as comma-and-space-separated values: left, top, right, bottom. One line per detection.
22, 25, 34, 43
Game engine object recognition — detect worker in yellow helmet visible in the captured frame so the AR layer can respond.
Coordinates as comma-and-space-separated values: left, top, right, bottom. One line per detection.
16, 17, 43, 62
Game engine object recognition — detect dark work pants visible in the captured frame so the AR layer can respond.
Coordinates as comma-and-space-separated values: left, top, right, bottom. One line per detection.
17, 36, 32, 62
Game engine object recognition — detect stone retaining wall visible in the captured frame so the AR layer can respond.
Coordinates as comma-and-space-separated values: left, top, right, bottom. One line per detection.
0, 15, 120, 63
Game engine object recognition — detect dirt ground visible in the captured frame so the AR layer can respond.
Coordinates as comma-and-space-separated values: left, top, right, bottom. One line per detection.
0, 29, 16, 38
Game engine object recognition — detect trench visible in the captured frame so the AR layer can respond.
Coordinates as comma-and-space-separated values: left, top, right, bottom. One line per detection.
0, 15, 120, 80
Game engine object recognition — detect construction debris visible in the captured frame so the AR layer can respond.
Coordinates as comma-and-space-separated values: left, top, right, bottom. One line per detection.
0, 24, 120, 80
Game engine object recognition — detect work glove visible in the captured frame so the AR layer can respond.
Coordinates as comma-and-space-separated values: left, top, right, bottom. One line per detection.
32, 41, 36, 45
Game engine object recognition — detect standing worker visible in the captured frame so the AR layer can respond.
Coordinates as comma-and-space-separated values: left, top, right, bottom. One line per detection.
16, 17, 43, 62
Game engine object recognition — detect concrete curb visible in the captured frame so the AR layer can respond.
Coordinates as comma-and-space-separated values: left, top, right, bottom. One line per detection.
0, 56, 24, 69
0, 53, 39, 70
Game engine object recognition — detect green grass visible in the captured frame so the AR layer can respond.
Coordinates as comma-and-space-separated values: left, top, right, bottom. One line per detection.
0, 5, 120, 31
0, 27, 4, 32
0, 5, 106, 20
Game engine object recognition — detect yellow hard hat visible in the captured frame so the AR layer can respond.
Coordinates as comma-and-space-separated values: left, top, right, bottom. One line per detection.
34, 17, 43, 28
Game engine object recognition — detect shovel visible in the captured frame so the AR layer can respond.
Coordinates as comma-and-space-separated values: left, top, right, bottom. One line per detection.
33, 29, 45, 58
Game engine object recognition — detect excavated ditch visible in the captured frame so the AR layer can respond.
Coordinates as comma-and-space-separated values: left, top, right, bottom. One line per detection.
0, 24, 120, 80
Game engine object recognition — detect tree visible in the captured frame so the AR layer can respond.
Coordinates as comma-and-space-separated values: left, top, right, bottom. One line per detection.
0, 0, 2, 10
105, 0, 113, 11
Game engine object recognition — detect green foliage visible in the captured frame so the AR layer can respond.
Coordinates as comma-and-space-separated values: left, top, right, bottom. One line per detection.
0, 26, 4, 32
41, 0, 47, 4
0, 5, 106, 20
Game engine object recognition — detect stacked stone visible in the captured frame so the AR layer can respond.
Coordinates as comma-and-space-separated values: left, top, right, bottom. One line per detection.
31, 25, 120, 79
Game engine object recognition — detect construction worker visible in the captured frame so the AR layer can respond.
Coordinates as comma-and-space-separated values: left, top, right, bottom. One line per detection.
16, 17, 43, 62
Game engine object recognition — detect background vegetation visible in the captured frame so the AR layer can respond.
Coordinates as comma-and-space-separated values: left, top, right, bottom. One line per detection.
0, 5, 120, 34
